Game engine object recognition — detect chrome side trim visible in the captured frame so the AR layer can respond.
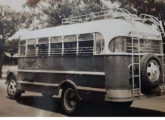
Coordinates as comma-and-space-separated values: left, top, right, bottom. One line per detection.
105, 89, 133, 102
53, 89, 62, 98
77, 86, 106, 92
104, 53, 163, 56
18, 69, 105, 76
17, 81, 59, 87
105, 97, 133, 102
17, 81, 106, 92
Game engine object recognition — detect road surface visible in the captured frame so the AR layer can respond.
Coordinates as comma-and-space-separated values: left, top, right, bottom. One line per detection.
0, 79, 165, 117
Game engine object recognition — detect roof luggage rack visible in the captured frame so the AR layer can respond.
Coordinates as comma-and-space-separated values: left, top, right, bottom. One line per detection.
140, 14, 165, 36
62, 7, 140, 25
62, 7, 165, 37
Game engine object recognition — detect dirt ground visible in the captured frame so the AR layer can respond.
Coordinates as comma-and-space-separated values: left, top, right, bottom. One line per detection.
0, 79, 165, 117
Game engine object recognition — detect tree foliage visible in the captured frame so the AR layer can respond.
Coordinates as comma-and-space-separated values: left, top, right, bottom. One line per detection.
25, 0, 107, 28
112, 0, 165, 20
0, 4, 32, 66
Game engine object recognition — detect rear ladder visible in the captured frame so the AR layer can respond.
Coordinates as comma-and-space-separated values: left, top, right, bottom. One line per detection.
130, 35, 141, 98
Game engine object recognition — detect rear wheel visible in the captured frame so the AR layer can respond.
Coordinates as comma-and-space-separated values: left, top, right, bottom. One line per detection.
60, 87, 80, 115
140, 54, 161, 93
7, 79, 22, 99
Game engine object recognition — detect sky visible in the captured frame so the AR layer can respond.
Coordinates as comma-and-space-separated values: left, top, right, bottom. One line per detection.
0, 0, 27, 11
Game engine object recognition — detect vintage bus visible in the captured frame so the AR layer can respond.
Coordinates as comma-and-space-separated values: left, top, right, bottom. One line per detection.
6, 8, 165, 115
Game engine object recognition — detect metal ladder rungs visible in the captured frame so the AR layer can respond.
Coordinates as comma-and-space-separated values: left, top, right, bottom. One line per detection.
134, 75, 140, 77
132, 89, 141, 97
132, 92, 140, 95
133, 63, 140, 65
131, 29, 141, 98
132, 88, 140, 92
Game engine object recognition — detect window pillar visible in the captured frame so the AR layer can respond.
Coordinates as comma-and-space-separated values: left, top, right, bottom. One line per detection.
48, 37, 51, 56
76, 35, 79, 55
25, 40, 28, 56
62, 36, 64, 56
18, 39, 21, 56
93, 33, 96, 55
35, 39, 38, 56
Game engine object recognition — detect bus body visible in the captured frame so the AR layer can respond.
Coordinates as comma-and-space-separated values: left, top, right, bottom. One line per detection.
6, 8, 165, 114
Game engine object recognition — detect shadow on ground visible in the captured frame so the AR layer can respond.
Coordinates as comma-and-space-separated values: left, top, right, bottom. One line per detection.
16, 96, 165, 117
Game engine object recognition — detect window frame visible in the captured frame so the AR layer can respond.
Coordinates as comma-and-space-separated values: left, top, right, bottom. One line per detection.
50, 36, 63, 56
38, 37, 49, 56
63, 35, 77, 55
19, 40, 26, 57
94, 32, 105, 55
19, 32, 105, 57
78, 33, 94, 55
25, 39, 37, 57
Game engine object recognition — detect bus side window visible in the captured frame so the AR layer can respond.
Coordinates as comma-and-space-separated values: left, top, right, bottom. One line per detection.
78, 33, 94, 54
38, 38, 49, 56
50, 37, 62, 55
27, 39, 36, 57
64, 35, 77, 55
95, 33, 104, 54
19, 40, 26, 56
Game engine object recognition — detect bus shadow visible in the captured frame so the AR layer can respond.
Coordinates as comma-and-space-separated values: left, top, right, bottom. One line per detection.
17, 96, 60, 113
17, 96, 165, 117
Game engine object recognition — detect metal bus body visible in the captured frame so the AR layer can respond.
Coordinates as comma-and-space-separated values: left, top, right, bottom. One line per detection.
6, 9, 165, 108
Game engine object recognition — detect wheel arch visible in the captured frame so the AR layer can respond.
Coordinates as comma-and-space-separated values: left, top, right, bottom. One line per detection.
59, 79, 81, 100
7, 72, 16, 82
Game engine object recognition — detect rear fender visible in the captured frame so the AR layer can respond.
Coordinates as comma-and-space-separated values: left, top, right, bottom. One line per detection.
59, 79, 81, 100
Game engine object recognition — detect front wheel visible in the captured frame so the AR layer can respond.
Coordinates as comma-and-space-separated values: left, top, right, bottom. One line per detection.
7, 79, 22, 99
60, 87, 80, 115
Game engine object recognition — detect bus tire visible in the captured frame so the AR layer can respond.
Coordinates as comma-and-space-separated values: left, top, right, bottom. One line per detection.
7, 78, 22, 100
140, 54, 161, 93
60, 87, 80, 115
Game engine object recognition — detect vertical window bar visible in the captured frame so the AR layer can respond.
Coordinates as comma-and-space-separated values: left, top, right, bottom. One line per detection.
62, 36, 64, 56
48, 37, 51, 56
36, 39, 38, 56
76, 35, 79, 55
25, 40, 28, 56
18, 40, 21, 56
93, 33, 96, 55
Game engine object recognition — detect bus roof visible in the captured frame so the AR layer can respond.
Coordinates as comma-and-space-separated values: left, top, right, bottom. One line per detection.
20, 18, 162, 41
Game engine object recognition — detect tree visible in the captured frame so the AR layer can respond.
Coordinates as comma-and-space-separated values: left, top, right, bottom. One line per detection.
0, 4, 31, 77
25, 0, 107, 28
111, 0, 165, 20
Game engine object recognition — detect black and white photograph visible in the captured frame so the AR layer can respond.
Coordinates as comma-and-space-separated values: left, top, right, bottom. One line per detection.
0, 0, 165, 117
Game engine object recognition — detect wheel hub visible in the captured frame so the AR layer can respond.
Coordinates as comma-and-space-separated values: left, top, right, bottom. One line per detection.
8, 80, 17, 96
147, 60, 160, 82
64, 88, 77, 111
